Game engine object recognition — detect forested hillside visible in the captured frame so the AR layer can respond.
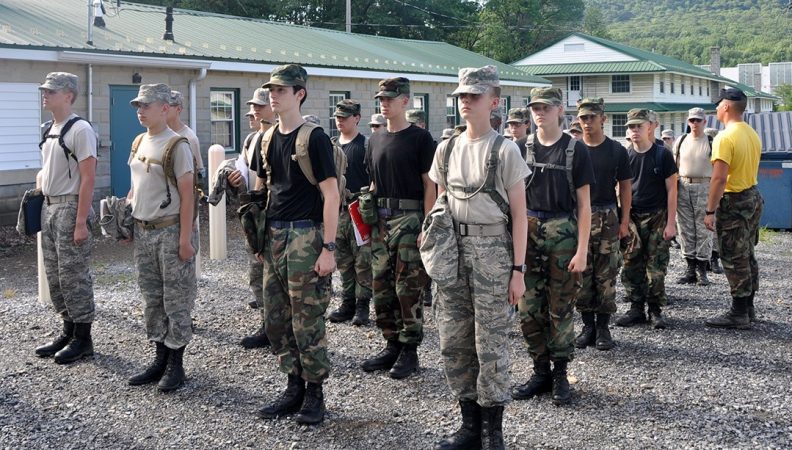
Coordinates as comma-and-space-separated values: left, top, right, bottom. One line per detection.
586, 0, 792, 66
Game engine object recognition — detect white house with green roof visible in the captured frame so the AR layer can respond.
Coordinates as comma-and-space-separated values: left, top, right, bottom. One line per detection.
513, 32, 767, 141
0, 0, 548, 224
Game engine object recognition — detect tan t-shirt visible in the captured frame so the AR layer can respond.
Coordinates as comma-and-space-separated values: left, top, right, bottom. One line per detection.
676, 134, 713, 178
129, 128, 193, 221
40, 114, 97, 196
429, 129, 531, 225
174, 124, 203, 170
242, 131, 262, 191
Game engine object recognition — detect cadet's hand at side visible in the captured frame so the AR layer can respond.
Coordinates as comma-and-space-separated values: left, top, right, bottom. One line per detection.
568, 252, 587, 273
508, 273, 525, 305
73, 222, 89, 246
314, 249, 336, 277
178, 240, 195, 262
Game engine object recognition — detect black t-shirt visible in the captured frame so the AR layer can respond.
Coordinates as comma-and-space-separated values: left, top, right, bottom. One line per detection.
252, 125, 336, 222
365, 124, 435, 200
628, 143, 677, 213
339, 133, 369, 194
586, 137, 632, 206
525, 133, 596, 213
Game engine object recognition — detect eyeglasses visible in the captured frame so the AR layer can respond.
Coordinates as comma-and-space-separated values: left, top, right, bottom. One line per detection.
688, 118, 703, 123
662, 137, 673, 141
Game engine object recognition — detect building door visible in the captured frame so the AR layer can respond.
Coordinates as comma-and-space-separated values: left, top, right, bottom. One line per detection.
567, 76, 582, 107
109, 85, 145, 196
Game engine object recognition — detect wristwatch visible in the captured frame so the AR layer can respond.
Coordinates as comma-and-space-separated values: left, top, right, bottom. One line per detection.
705, 210, 716, 215
512, 264, 527, 273
323, 242, 337, 252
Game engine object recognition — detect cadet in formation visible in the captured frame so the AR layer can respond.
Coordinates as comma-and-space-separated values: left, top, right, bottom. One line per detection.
513, 87, 594, 406
617, 109, 678, 330
428, 65, 529, 450
362, 77, 436, 379
704, 88, 764, 329
574, 98, 632, 351
35, 72, 98, 364
126, 83, 197, 392
327, 99, 373, 326
251, 64, 339, 424
505, 107, 530, 155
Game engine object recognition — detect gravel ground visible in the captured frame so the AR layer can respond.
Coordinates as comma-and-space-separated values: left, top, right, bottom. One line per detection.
1, 212, 790, 449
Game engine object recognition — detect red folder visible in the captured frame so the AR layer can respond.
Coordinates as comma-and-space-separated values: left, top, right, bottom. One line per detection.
348, 199, 371, 246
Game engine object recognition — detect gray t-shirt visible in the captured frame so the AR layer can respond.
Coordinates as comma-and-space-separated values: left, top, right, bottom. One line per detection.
129, 128, 193, 221
676, 134, 713, 178
174, 124, 203, 170
40, 114, 97, 196
429, 129, 530, 225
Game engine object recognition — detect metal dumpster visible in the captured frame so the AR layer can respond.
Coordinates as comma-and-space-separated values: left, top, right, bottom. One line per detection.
757, 152, 792, 229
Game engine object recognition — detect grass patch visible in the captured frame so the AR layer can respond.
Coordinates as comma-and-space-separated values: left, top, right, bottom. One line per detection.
758, 226, 777, 244
3, 288, 16, 299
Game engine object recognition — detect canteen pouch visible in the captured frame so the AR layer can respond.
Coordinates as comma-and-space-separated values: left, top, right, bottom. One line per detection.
419, 193, 458, 288
358, 190, 378, 225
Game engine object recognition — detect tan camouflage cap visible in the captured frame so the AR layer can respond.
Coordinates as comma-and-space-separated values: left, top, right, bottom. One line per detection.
130, 83, 171, 107
451, 65, 499, 96
302, 114, 321, 125
263, 64, 308, 89
687, 107, 706, 120
506, 107, 530, 124
441, 128, 454, 140
169, 90, 184, 107
335, 99, 361, 117
647, 110, 659, 123
626, 108, 652, 125
374, 77, 410, 99
661, 129, 674, 139
577, 97, 605, 116
39, 72, 79, 96
528, 87, 563, 107
405, 109, 426, 123
368, 113, 386, 126
490, 110, 502, 122
246, 87, 270, 106
244, 108, 255, 118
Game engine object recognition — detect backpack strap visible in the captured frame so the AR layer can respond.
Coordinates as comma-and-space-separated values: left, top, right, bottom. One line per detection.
437, 135, 458, 191
40, 116, 87, 179
483, 134, 510, 215
653, 144, 666, 177
295, 122, 320, 185
525, 133, 576, 201
673, 133, 686, 167
259, 125, 278, 192
564, 135, 576, 199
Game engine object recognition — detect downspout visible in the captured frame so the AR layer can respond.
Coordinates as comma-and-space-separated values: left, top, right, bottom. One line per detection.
87, 64, 93, 122
188, 67, 207, 131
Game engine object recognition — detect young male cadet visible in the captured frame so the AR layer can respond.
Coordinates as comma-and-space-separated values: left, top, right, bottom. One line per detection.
35, 72, 98, 364
573, 98, 632, 351
229, 87, 278, 348
430, 65, 529, 450
167, 90, 204, 179
704, 88, 764, 329
251, 64, 339, 425
362, 77, 436, 379
327, 99, 373, 326
512, 87, 594, 406
126, 83, 197, 392
617, 109, 678, 330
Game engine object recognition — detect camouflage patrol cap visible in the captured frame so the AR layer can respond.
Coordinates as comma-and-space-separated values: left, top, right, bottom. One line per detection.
246, 87, 270, 106
568, 121, 583, 134
441, 128, 454, 140
263, 64, 308, 89
528, 87, 563, 107
661, 129, 674, 139
451, 65, 499, 96
244, 109, 255, 118
169, 90, 184, 107
647, 110, 659, 123
335, 99, 361, 117
302, 114, 321, 125
405, 109, 426, 123
506, 108, 530, 124
130, 83, 171, 107
368, 113, 386, 126
687, 107, 706, 120
577, 97, 605, 116
375, 77, 410, 99
626, 108, 652, 125
39, 72, 79, 96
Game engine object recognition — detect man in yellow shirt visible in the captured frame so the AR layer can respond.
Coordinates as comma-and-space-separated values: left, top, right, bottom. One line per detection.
704, 88, 764, 329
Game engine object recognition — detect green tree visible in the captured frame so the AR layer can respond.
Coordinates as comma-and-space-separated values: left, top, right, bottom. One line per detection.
582, 5, 611, 39
774, 84, 792, 111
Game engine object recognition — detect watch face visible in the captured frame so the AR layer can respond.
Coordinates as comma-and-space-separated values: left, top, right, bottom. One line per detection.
324, 242, 337, 251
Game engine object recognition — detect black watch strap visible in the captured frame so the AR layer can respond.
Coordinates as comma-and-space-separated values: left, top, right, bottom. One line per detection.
512, 264, 527, 273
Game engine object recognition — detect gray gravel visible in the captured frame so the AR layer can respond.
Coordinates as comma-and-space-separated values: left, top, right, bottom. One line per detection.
1, 215, 790, 449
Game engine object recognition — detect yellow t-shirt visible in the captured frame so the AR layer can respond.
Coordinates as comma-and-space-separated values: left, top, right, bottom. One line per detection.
711, 122, 760, 193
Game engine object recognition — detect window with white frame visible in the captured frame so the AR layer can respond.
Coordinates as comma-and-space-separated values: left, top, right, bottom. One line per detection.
374, 98, 381, 114
446, 95, 459, 128
699, 85, 702, 96
660, 81, 665, 93
612, 114, 628, 138
569, 76, 581, 91
210, 89, 238, 151
328, 91, 350, 138
413, 93, 429, 128
671, 82, 675, 94
564, 43, 584, 52
681, 81, 685, 95
611, 75, 630, 93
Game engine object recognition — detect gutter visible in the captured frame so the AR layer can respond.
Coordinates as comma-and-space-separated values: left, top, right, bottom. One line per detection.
188, 68, 207, 130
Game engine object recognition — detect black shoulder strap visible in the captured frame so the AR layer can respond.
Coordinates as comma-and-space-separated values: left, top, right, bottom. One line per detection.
483, 134, 510, 215
40, 116, 86, 179
673, 133, 687, 166
438, 135, 458, 190
654, 144, 666, 176
564, 135, 576, 200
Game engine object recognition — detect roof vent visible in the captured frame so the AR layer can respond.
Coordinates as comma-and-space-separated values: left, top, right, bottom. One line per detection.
163, 6, 174, 41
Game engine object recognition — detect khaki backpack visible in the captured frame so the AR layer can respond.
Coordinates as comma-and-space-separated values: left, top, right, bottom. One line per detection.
131, 134, 204, 221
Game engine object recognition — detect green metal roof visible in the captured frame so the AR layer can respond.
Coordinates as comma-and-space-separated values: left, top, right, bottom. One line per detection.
518, 61, 664, 76
725, 81, 780, 101
0, 0, 549, 84
598, 103, 717, 114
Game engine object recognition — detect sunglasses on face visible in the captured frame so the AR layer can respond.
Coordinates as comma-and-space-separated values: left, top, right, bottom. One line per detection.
688, 118, 703, 123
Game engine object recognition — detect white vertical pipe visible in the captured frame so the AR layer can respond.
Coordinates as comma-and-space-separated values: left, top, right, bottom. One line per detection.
208, 144, 227, 259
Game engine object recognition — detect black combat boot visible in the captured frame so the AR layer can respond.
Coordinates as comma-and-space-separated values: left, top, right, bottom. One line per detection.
128, 342, 169, 385
434, 400, 481, 450
158, 345, 186, 392
258, 374, 306, 419
35, 320, 74, 357
615, 302, 647, 327
361, 340, 402, 372
328, 297, 356, 323
389, 343, 418, 379
480, 405, 505, 450
574, 312, 596, 348
351, 297, 370, 326
696, 260, 710, 286
748, 292, 756, 322
295, 382, 325, 425
240, 324, 270, 349
705, 297, 751, 329
677, 258, 697, 284
551, 360, 571, 406
423, 283, 433, 307
512, 358, 552, 400
248, 299, 260, 309
54, 322, 94, 364
595, 314, 615, 350
710, 251, 723, 274
648, 304, 668, 329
